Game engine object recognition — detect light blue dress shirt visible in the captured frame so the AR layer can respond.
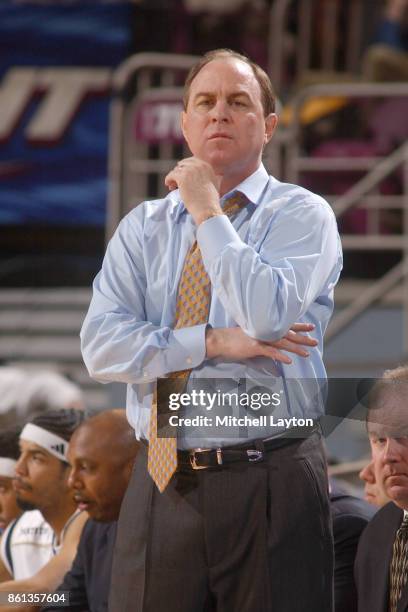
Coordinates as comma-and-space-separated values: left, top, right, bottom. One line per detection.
81, 164, 342, 448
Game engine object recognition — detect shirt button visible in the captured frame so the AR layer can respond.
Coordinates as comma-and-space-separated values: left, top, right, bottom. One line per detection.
186, 357, 192, 365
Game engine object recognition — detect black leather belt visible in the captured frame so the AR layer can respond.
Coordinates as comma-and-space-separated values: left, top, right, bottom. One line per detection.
141, 425, 319, 471
177, 425, 320, 471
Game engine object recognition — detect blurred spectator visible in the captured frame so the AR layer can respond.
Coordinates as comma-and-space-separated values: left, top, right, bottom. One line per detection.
359, 459, 391, 507
42, 409, 139, 612
0, 368, 27, 425
0, 428, 22, 534
17, 370, 84, 415
0, 409, 86, 588
362, 0, 408, 81
0, 367, 84, 427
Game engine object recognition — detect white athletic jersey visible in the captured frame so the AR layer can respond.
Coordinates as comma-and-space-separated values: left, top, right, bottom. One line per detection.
0, 510, 53, 579
0, 509, 81, 580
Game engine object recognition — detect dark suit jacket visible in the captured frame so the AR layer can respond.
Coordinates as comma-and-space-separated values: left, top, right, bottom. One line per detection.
41, 520, 116, 612
330, 482, 377, 612
355, 501, 408, 612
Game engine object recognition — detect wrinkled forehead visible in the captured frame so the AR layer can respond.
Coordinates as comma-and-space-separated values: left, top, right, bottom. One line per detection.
188, 58, 261, 99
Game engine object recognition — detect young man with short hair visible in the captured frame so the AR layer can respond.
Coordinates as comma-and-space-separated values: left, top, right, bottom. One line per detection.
0, 409, 87, 611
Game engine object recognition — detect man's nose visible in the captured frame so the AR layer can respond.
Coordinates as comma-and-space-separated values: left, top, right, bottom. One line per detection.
383, 438, 401, 463
359, 466, 374, 483
67, 468, 82, 490
14, 455, 27, 476
210, 99, 230, 122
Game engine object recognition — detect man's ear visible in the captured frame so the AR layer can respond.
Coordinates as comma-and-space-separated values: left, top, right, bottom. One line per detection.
264, 113, 278, 145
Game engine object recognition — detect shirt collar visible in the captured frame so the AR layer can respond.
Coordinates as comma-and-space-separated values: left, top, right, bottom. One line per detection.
221, 163, 269, 206
171, 163, 270, 222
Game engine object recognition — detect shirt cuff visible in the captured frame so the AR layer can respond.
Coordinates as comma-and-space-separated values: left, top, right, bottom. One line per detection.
197, 214, 242, 270
169, 323, 207, 371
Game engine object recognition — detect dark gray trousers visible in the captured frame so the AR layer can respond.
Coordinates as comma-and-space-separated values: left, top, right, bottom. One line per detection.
109, 432, 333, 612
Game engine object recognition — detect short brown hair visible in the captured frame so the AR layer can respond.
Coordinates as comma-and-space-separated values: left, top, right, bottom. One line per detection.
183, 49, 276, 117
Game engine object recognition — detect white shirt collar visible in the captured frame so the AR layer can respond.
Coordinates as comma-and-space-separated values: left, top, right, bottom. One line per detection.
221, 163, 270, 206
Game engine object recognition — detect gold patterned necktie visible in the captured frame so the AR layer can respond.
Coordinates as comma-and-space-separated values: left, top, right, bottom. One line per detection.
147, 191, 248, 492
390, 514, 408, 612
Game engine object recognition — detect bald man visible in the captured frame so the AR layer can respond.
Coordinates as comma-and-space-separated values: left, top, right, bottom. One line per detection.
42, 410, 140, 612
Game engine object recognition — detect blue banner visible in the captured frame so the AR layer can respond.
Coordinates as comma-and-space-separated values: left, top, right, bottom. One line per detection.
0, 1, 133, 226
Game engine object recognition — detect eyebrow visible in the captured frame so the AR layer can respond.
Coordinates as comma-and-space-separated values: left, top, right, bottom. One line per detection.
71, 457, 92, 464
19, 447, 48, 458
193, 91, 251, 101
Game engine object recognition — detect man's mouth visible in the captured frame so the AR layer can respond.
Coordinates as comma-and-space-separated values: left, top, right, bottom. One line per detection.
13, 480, 31, 493
73, 496, 93, 511
208, 133, 232, 140
385, 473, 408, 484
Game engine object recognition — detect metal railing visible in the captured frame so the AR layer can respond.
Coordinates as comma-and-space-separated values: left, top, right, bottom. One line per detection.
284, 81, 408, 346
267, 0, 381, 91
107, 52, 198, 240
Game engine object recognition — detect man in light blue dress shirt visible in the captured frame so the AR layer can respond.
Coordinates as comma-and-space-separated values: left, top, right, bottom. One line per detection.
81, 49, 342, 612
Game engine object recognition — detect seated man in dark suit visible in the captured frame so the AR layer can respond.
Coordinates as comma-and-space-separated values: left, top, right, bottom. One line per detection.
330, 479, 376, 612
355, 366, 408, 612
42, 409, 139, 612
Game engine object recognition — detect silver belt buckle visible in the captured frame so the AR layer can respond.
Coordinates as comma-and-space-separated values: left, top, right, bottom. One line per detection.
189, 448, 211, 470
189, 447, 223, 469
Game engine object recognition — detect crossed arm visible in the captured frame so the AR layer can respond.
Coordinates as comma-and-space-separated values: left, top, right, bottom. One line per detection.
81, 159, 340, 383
